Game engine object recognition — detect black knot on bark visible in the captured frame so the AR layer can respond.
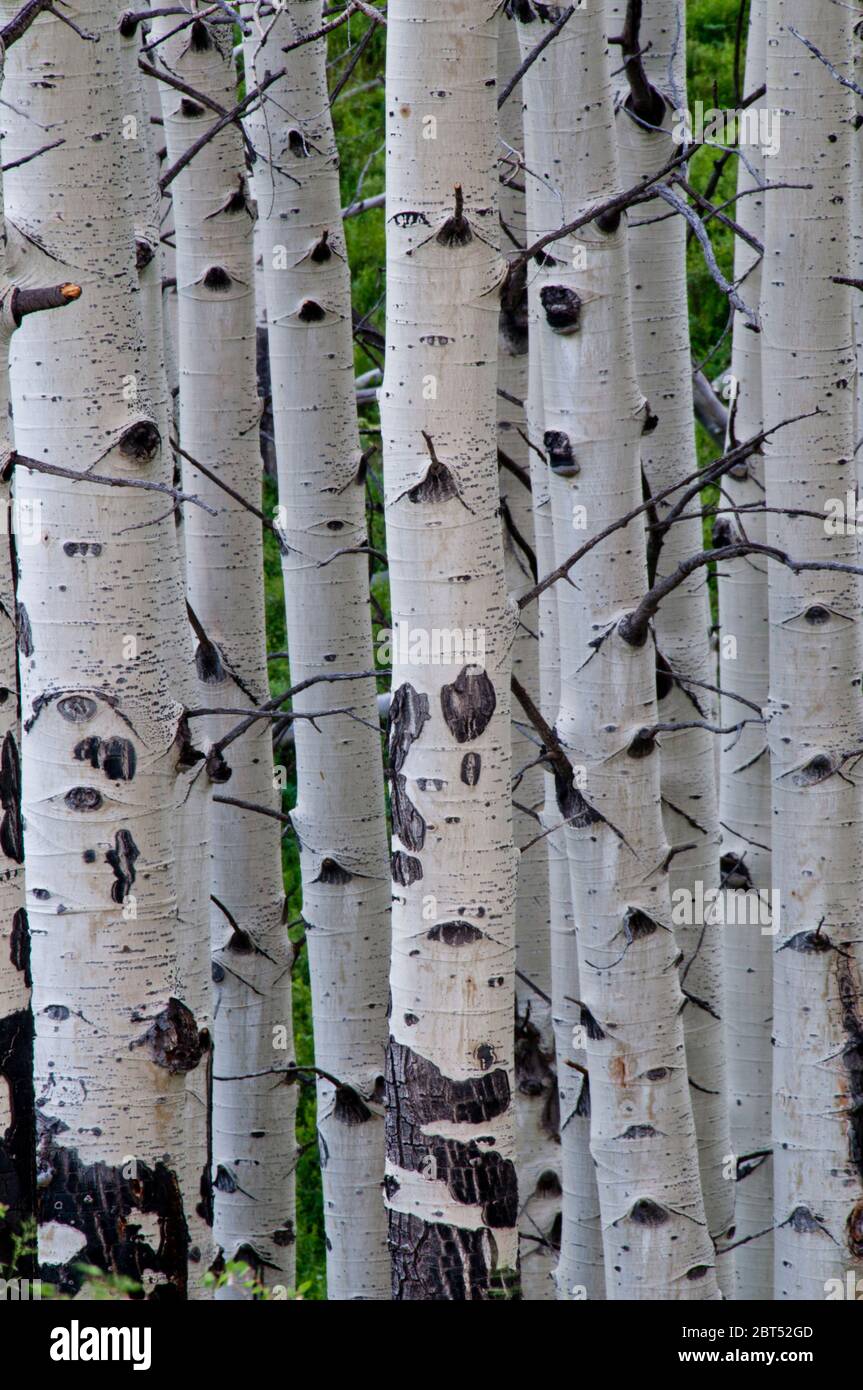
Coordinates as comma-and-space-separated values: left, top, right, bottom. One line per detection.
540, 284, 581, 333
310, 230, 332, 263
298, 299, 326, 322
627, 727, 656, 758
119, 420, 161, 464
203, 265, 232, 292
190, 17, 212, 50
712, 516, 734, 548
804, 604, 831, 625
436, 185, 472, 247
720, 852, 753, 891
118, 10, 138, 37
543, 429, 578, 476
180, 97, 205, 119
287, 128, 310, 157
595, 208, 622, 235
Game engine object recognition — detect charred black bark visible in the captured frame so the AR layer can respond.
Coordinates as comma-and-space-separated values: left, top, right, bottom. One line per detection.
35, 1125, 189, 1299
0, 1005, 35, 1274
385, 1039, 519, 1300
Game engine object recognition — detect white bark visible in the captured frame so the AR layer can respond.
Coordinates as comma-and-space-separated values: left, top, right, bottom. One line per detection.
498, 11, 558, 1303
380, 0, 520, 1299
606, 0, 733, 1291
528, 2, 718, 1298
716, 0, 773, 1301
512, 1, 604, 1303
762, 0, 863, 1298
152, 10, 297, 1293
1, 1, 205, 1296
242, 1, 391, 1299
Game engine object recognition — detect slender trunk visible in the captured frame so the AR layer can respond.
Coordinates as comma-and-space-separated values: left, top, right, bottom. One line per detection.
151, 10, 297, 1293
606, 0, 733, 1291
243, 1, 391, 1300
1, 2, 203, 1296
512, 0, 604, 1302
498, 10, 559, 1303
528, 1, 718, 1298
381, 0, 520, 1300
762, 0, 863, 1299
716, 0, 773, 1301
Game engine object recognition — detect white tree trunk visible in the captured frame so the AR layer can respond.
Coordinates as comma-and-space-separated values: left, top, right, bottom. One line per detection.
762, 0, 863, 1299
152, 9, 297, 1294
716, 0, 773, 1301
380, 0, 520, 1299
528, 2, 718, 1299
242, 1, 391, 1300
606, 0, 733, 1292
498, 10, 558, 1303
1, 1, 206, 1296
512, 1, 604, 1303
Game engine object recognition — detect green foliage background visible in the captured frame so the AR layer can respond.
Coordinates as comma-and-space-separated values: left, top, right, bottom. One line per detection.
263, 0, 742, 1297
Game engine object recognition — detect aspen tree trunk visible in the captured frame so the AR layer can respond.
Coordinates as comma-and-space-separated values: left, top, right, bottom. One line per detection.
529, 2, 718, 1298
242, 2, 391, 1300
606, 0, 733, 1290
498, 10, 558, 1303
716, 0, 773, 1301
120, 9, 216, 1294
152, 9, 297, 1292
512, 0, 604, 1302
1, 2, 205, 1296
762, 0, 863, 1299
380, 0, 520, 1300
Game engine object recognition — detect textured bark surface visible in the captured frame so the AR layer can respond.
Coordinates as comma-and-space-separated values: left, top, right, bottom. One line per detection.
762, 0, 863, 1299
153, 11, 296, 1294
1, 2, 200, 1297
243, 1, 390, 1299
525, 1, 718, 1299
380, 0, 520, 1300
717, 0, 773, 1301
607, 0, 732, 1291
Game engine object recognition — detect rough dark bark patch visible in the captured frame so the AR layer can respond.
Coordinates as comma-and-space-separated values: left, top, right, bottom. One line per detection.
392, 850, 422, 886
65, 786, 103, 812
834, 952, 863, 1199
74, 735, 136, 781
390, 774, 426, 852
385, 1039, 518, 1256
554, 765, 601, 828
333, 1085, 373, 1126
106, 828, 139, 902
10, 907, 30, 984
389, 1210, 519, 1300
388, 683, 430, 773
314, 857, 353, 885
499, 259, 528, 354
440, 666, 496, 743
35, 1123, 189, 1299
0, 731, 23, 863
0, 1007, 35, 1274
130, 998, 205, 1075
57, 695, 98, 724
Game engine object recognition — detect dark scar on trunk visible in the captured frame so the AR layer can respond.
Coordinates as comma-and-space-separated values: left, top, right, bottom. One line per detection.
427, 920, 485, 946
388, 1211, 519, 1300
74, 735, 136, 781
407, 458, 460, 504
440, 666, 496, 743
314, 857, 353, 884
0, 1005, 35, 1274
390, 774, 426, 851
388, 683, 430, 773
835, 953, 863, 1198
35, 1120, 189, 1300
385, 1039, 517, 1234
10, 908, 30, 984
130, 998, 205, 1075
460, 751, 481, 785
119, 420, 160, 464
0, 731, 23, 863
17, 604, 32, 657
392, 850, 422, 886
333, 1085, 373, 1125
106, 829, 139, 903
